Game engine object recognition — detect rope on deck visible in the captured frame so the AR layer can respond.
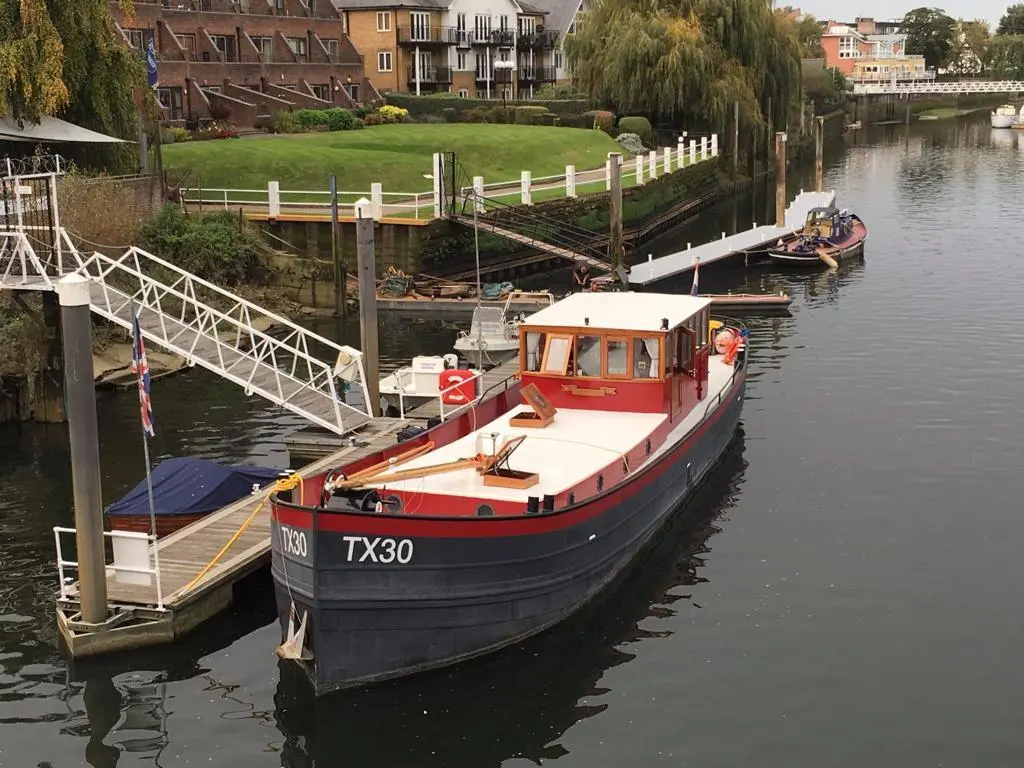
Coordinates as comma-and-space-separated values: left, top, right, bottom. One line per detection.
180, 473, 304, 594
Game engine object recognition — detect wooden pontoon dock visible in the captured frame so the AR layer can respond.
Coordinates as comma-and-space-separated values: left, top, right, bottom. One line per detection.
55, 358, 521, 657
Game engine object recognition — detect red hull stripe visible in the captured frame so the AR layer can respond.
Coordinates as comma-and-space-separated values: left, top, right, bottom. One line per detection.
273, 370, 744, 538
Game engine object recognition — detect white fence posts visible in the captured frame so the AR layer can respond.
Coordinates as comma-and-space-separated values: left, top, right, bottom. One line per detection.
370, 182, 383, 221
431, 152, 443, 218
473, 176, 485, 212
186, 136, 722, 219
605, 157, 612, 191
268, 181, 280, 219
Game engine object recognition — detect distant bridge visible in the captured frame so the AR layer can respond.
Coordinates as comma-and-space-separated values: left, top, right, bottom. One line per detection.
853, 80, 1024, 96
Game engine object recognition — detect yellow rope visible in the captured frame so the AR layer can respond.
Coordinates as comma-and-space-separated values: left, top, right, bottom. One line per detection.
181, 474, 303, 594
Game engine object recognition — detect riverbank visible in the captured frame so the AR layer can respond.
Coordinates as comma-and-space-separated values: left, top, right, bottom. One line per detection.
163, 124, 623, 195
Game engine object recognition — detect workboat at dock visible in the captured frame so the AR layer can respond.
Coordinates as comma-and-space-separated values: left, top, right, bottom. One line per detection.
270, 291, 749, 694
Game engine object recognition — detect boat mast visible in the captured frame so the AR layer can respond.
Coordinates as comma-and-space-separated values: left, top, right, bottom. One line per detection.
472, 188, 484, 370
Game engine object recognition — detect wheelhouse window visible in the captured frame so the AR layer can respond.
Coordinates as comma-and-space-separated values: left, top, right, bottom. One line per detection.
633, 337, 660, 378
575, 335, 601, 377
525, 331, 546, 371
541, 334, 573, 375
605, 337, 629, 377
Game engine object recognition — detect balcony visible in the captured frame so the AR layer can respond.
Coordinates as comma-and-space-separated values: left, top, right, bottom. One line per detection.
516, 29, 559, 49
472, 29, 515, 47
518, 66, 556, 83
848, 69, 936, 83
406, 66, 453, 85
398, 26, 456, 46
475, 67, 513, 84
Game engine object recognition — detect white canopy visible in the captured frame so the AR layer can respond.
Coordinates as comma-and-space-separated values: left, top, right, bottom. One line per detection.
0, 116, 127, 144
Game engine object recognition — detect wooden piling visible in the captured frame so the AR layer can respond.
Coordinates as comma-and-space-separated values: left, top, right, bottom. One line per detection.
814, 116, 824, 193
355, 203, 380, 417
609, 153, 624, 273
774, 132, 787, 228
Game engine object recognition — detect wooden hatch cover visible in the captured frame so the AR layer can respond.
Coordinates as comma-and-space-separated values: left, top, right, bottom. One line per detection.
510, 382, 557, 429
482, 434, 539, 489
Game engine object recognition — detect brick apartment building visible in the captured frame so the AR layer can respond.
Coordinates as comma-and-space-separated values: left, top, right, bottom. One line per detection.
335, 0, 584, 99
111, 0, 379, 126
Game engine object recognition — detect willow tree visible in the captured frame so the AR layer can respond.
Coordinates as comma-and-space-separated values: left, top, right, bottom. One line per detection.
0, 0, 142, 167
564, 0, 801, 130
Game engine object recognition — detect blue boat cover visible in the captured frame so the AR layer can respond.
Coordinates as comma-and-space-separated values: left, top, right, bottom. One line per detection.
105, 457, 283, 518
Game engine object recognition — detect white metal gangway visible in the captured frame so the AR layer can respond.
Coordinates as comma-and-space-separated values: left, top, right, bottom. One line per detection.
0, 227, 374, 435
853, 80, 1024, 95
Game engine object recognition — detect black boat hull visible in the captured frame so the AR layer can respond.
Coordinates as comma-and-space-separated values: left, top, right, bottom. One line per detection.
271, 372, 746, 695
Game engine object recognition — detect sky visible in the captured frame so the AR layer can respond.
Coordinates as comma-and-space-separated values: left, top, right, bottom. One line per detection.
796, 0, 1009, 26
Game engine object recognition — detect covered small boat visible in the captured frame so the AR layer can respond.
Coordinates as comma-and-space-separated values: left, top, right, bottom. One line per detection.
767, 207, 867, 268
106, 457, 282, 537
270, 291, 749, 694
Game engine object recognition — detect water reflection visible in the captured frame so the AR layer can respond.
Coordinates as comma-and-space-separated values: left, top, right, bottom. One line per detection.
273, 432, 748, 768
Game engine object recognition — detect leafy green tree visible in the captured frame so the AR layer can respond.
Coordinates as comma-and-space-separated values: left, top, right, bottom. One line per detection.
947, 19, 990, 74
564, 0, 802, 130
986, 34, 1024, 78
902, 7, 956, 70
996, 3, 1024, 35
0, 0, 141, 156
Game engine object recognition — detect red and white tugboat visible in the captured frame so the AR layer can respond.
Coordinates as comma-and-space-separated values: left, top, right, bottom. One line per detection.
270, 292, 749, 694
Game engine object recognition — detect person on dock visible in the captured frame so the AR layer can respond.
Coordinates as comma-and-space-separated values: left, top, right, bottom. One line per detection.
572, 261, 591, 292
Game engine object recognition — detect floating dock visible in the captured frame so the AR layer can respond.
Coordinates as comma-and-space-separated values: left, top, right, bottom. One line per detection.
630, 190, 836, 286
376, 294, 553, 314
55, 358, 521, 657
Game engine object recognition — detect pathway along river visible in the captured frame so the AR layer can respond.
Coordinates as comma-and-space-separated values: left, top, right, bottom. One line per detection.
2, 114, 1023, 767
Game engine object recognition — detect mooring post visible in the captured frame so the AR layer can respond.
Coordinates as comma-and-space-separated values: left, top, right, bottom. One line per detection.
814, 116, 824, 193
775, 132, 787, 228
355, 200, 380, 418
329, 175, 345, 318
608, 152, 624, 274
58, 273, 107, 625
731, 100, 740, 182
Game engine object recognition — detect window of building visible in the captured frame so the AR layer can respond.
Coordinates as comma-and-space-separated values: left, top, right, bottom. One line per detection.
324, 38, 340, 57
474, 52, 489, 79
457, 52, 466, 70
345, 83, 360, 100
554, 51, 563, 70
275, 0, 284, 12
310, 83, 330, 100
251, 35, 272, 61
156, 86, 184, 121
175, 33, 196, 57
377, 50, 393, 72
838, 35, 859, 58
474, 14, 491, 40
287, 36, 308, 60
458, 88, 469, 98
376, 11, 391, 32
499, 14, 508, 29
124, 27, 154, 53
210, 34, 237, 62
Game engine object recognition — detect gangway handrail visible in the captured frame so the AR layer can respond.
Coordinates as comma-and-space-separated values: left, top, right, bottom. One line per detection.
54, 526, 165, 611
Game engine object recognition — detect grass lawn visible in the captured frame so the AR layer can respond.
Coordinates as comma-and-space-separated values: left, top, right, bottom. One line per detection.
163, 124, 621, 196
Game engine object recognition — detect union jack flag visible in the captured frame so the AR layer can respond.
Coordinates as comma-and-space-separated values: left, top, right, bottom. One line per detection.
690, 258, 700, 296
131, 313, 155, 437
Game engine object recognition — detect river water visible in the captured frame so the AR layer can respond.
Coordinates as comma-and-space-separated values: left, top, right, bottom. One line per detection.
2, 114, 1023, 767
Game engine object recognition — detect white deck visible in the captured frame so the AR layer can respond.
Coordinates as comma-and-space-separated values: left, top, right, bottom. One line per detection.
630, 190, 837, 285
366, 355, 740, 504
522, 291, 712, 333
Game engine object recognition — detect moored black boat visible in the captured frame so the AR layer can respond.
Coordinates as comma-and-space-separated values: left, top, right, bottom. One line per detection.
269, 292, 750, 694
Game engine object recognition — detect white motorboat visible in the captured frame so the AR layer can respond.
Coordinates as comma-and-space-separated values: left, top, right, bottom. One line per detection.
454, 291, 555, 355
992, 104, 1016, 129
378, 354, 482, 416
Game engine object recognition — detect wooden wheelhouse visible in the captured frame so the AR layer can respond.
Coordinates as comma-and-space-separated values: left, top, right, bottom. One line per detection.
517, 292, 714, 422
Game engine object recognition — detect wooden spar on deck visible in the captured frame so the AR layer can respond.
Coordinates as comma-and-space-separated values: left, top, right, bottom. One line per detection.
817, 247, 839, 269
345, 442, 437, 483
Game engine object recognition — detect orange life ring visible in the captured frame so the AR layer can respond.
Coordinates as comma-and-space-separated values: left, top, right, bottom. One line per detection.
439, 369, 476, 405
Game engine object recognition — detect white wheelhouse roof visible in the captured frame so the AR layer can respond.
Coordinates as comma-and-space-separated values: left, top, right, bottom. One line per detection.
521, 291, 712, 334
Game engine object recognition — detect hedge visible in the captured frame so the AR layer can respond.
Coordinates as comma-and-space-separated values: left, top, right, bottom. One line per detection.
383, 92, 593, 117
618, 116, 652, 144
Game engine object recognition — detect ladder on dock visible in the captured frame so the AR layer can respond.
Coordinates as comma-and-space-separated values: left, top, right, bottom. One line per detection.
0, 227, 373, 435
